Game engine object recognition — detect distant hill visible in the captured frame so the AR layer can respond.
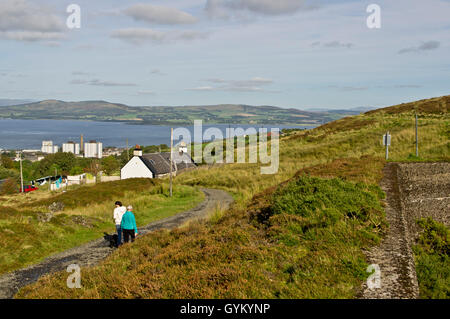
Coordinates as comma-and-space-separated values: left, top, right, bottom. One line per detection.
0, 100, 353, 126
305, 106, 376, 114
0, 99, 36, 107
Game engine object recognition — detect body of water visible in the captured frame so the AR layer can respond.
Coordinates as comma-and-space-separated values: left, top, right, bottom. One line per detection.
0, 119, 313, 150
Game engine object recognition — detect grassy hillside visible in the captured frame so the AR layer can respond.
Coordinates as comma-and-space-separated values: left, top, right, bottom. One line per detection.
0, 99, 353, 126
0, 180, 204, 275
16, 95, 449, 299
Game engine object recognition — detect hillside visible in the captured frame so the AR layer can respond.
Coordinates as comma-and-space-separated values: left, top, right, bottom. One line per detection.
366, 95, 449, 115
0, 99, 353, 126
14, 95, 450, 299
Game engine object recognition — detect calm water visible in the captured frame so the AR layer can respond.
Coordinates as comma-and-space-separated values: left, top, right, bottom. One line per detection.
0, 119, 312, 150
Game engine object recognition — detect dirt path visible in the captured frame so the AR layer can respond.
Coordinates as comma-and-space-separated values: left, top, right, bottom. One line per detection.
359, 163, 419, 299
0, 188, 234, 299
359, 162, 449, 299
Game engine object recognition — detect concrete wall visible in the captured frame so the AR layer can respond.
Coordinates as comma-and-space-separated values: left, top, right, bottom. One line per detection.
100, 176, 121, 183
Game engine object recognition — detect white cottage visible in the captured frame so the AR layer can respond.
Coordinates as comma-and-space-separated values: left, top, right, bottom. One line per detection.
121, 145, 196, 180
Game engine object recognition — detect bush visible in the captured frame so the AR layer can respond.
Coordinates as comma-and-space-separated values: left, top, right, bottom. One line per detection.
413, 218, 450, 299
0, 178, 19, 195
270, 176, 384, 227
70, 166, 84, 175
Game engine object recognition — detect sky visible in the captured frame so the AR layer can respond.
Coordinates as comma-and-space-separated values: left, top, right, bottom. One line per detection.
0, 0, 449, 109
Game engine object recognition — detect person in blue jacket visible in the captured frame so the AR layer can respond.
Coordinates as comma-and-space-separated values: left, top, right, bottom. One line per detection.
121, 205, 138, 243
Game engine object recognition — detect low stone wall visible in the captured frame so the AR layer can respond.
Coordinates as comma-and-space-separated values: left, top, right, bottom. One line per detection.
397, 162, 450, 242
100, 176, 120, 183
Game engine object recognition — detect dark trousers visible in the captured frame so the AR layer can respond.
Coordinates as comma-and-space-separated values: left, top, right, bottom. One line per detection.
123, 229, 135, 243
115, 225, 122, 247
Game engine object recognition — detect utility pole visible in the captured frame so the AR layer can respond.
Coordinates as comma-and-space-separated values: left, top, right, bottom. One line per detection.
19, 152, 24, 193
126, 138, 129, 161
386, 135, 389, 160
415, 112, 419, 157
170, 128, 173, 197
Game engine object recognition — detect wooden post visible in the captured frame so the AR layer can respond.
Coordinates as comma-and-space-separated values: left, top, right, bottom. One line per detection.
415, 112, 419, 157
19, 152, 23, 193
170, 128, 173, 197
126, 138, 129, 161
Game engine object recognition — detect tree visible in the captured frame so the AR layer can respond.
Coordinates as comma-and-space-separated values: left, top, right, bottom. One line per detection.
1, 154, 14, 169
36, 152, 76, 176
101, 156, 120, 175
87, 159, 101, 176
0, 166, 18, 180
70, 166, 84, 175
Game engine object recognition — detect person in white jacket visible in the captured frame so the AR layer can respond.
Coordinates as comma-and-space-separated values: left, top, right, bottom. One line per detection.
113, 201, 127, 247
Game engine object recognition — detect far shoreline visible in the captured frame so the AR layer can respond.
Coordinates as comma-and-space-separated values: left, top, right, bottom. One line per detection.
0, 117, 318, 127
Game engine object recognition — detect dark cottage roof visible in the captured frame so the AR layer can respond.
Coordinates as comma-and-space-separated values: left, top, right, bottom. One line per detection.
160, 152, 197, 172
139, 152, 196, 176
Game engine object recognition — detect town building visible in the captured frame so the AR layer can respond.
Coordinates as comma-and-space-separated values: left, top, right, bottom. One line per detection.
41, 141, 58, 154
62, 141, 80, 155
121, 145, 196, 180
84, 141, 103, 158
103, 147, 124, 157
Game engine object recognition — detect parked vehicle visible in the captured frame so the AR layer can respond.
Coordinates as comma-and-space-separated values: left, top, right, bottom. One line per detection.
20, 185, 38, 193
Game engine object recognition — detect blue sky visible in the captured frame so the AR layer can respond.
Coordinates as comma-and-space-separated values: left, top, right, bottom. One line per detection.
0, 0, 449, 109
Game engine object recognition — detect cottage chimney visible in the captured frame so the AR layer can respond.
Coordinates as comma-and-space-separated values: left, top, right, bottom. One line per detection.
134, 145, 143, 157
178, 141, 188, 155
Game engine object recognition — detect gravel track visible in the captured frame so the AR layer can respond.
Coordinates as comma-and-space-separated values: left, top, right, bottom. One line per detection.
0, 188, 234, 299
359, 162, 449, 299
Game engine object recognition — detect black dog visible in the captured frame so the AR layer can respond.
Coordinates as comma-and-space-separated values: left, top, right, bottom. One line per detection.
103, 232, 118, 248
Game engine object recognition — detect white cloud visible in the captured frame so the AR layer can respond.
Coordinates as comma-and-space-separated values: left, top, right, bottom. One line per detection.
111, 28, 166, 44
72, 71, 93, 76
189, 86, 216, 91
124, 4, 197, 25
70, 79, 137, 87
0, 31, 64, 41
328, 85, 368, 92
0, 0, 65, 42
189, 77, 278, 92
137, 90, 156, 95
205, 0, 310, 18
311, 41, 354, 49
111, 28, 208, 45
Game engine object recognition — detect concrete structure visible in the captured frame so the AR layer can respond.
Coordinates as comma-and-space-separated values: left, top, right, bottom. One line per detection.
121, 145, 196, 180
100, 175, 121, 183
84, 141, 103, 158
41, 141, 58, 154
62, 141, 80, 155
67, 174, 86, 186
